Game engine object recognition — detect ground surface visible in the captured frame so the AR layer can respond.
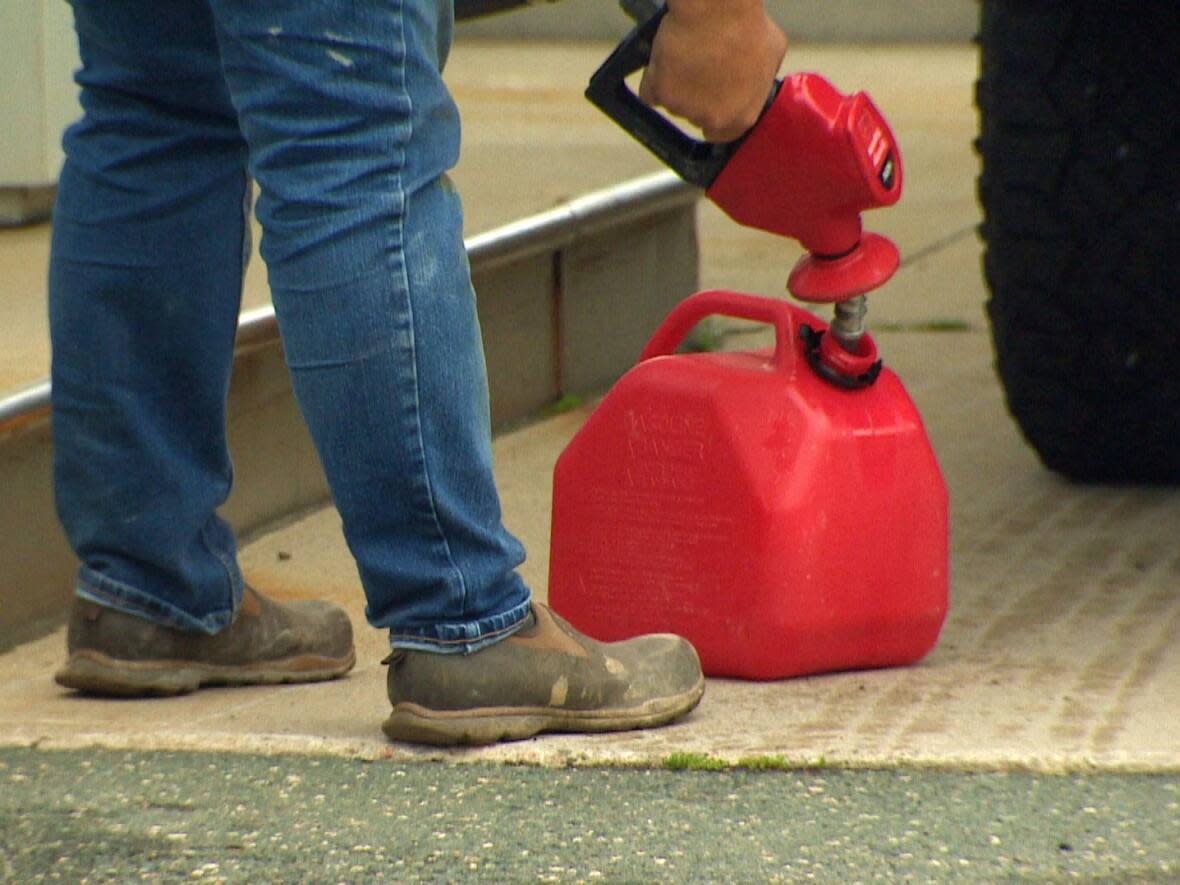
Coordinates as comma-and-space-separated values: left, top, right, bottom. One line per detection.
3, 747, 1178, 883
9, 45, 1177, 772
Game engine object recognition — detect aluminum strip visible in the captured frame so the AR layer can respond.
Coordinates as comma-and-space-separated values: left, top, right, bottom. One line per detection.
0, 380, 51, 431
465, 172, 697, 270
0, 172, 696, 434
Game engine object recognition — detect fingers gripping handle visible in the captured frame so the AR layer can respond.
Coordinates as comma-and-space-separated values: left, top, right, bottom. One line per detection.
639, 291, 798, 371
585, 4, 751, 188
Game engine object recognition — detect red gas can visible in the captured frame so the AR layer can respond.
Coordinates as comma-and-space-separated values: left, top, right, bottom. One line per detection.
548, 291, 948, 680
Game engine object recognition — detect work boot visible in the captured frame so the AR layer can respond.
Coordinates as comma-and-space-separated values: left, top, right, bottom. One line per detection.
383, 603, 704, 746
55, 586, 356, 697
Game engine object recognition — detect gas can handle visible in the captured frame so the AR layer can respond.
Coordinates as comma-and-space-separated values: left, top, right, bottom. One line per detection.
585, 4, 758, 188
639, 291, 797, 371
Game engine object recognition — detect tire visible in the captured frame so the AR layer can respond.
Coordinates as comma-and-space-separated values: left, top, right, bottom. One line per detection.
976, 1, 1180, 482
455, 0, 537, 21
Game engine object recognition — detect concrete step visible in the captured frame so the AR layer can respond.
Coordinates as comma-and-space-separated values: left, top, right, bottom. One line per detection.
5, 326, 1180, 772
4, 43, 1178, 775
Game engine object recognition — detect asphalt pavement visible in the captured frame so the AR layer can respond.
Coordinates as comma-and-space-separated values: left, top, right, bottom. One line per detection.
3, 747, 1179, 883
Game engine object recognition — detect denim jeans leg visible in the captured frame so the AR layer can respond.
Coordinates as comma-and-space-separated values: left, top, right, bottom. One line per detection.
49, 0, 251, 632
207, 0, 532, 651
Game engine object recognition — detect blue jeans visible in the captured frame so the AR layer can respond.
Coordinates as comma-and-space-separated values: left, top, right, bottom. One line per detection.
49, 0, 532, 652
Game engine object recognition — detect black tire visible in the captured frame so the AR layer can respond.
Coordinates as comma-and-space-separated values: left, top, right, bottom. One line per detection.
976, 1, 1180, 483
455, 0, 537, 21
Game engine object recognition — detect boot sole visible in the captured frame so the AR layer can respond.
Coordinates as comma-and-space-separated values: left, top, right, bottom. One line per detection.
382, 674, 705, 746
54, 648, 357, 698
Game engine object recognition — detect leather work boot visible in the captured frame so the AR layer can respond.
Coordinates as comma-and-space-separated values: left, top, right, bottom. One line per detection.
55, 586, 356, 697
383, 604, 705, 746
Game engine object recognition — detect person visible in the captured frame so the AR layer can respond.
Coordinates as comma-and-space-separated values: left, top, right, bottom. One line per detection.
49, 0, 787, 746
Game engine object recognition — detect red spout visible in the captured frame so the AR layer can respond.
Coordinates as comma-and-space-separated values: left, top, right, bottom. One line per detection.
705, 74, 903, 302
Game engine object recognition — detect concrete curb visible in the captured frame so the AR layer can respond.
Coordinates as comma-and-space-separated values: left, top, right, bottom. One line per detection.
5, 730, 1179, 775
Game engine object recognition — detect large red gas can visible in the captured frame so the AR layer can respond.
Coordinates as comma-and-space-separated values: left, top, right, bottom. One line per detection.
548, 291, 948, 680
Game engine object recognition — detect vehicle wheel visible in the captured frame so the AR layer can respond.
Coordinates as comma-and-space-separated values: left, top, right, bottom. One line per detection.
976, 0, 1180, 482
455, 0, 536, 21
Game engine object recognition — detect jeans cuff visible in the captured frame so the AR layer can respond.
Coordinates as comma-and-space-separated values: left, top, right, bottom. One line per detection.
388, 596, 533, 655
76, 566, 242, 635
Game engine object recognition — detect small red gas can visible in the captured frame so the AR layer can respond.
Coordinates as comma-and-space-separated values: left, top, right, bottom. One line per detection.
548, 290, 948, 680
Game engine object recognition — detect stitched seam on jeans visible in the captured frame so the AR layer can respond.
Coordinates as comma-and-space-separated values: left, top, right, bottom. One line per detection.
240, 170, 254, 283
199, 518, 242, 618
389, 2, 471, 617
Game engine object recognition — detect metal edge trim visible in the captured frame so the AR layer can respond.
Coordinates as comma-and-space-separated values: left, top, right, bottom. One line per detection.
466, 171, 696, 270
0, 172, 697, 432
0, 380, 51, 429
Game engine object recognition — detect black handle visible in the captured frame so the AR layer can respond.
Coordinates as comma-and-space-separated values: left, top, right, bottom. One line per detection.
585, 4, 746, 188
618, 0, 661, 23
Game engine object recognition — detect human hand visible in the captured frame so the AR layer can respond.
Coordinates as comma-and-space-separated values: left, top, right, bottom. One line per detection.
637, 0, 787, 143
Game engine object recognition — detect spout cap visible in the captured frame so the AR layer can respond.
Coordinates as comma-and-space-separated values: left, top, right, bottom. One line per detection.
788, 232, 900, 304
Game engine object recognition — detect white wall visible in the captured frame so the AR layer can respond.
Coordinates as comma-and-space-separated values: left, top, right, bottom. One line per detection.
0, 0, 80, 187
